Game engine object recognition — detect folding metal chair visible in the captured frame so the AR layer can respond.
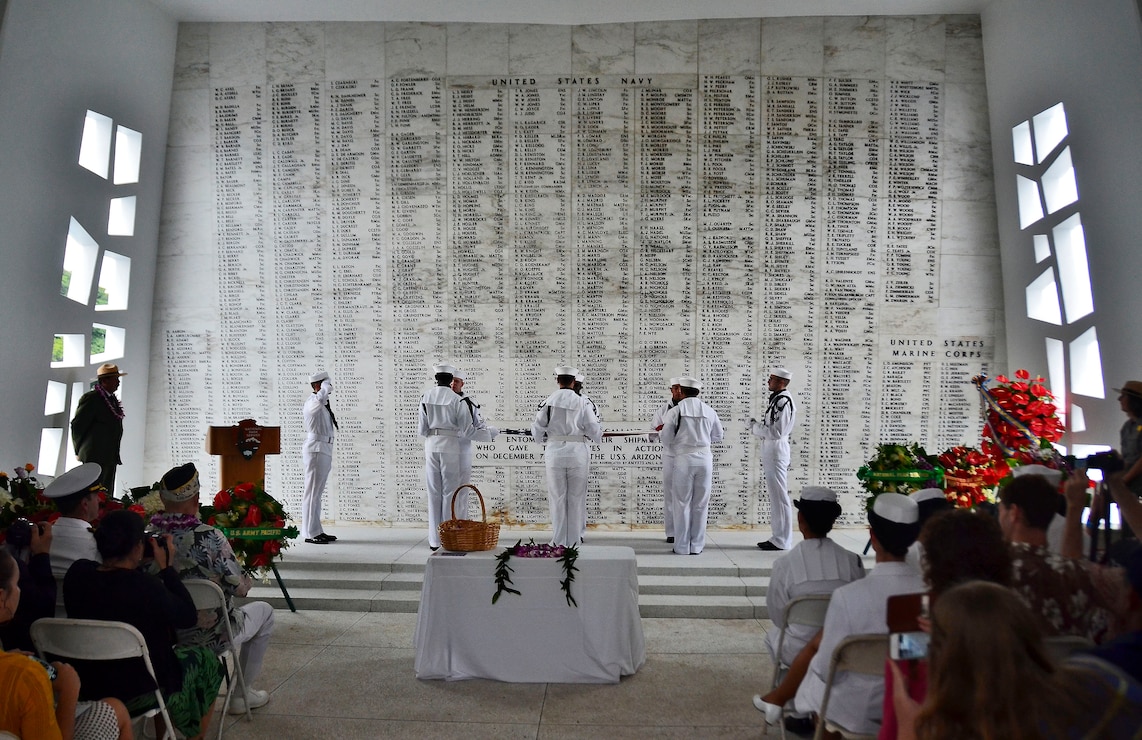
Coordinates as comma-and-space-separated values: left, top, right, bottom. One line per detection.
31, 618, 177, 740
814, 633, 889, 740
766, 593, 832, 739
182, 579, 253, 737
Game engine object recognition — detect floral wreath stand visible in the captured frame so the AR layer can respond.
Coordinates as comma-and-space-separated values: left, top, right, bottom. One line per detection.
215, 525, 297, 612
855, 467, 945, 554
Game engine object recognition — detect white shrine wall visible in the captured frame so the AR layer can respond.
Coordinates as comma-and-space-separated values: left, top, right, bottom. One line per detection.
146, 15, 1005, 529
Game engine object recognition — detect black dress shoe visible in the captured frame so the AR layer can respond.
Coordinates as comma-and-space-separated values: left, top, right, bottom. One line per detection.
321, 533, 338, 541
430, 546, 439, 552
304, 537, 329, 545
784, 715, 814, 736
665, 536, 675, 544
757, 541, 784, 551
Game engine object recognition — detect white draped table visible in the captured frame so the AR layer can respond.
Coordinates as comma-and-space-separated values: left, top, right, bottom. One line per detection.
414, 545, 646, 682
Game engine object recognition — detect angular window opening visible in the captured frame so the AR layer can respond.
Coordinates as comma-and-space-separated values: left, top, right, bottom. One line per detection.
1069, 404, 1086, 433
1033, 234, 1051, 263
1069, 327, 1104, 398
1026, 269, 1062, 325
1042, 147, 1079, 214
95, 251, 131, 311
1012, 121, 1034, 166
1046, 336, 1066, 426
108, 196, 136, 236
37, 429, 63, 477
90, 323, 125, 364
1016, 175, 1044, 228
64, 382, 87, 473
78, 110, 113, 179
1032, 103, 1068, 163
113, 126, 142, 185
44, 380, 67, 415
62, 218, 99, 304
1054, 214, 1093, 322
51, 334, 85, 368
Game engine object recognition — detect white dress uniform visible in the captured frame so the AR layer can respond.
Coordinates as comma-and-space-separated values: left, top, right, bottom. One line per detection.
419, 384, 476, 548
652, 397, 678, 539
659, 389, 724, 555
751, 387, 797, 549
764, 538, 865, 664
533, 386, 602, 547
793, 561, 925, 734
302, 376, 336, 539
49, 516, 101, 580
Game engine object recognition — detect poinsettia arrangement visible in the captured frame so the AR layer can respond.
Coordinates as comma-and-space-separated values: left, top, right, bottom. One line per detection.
856, 443, 943, 505
199, 480, 299, 573
974, 370, 1065, 469
937, 445, 1004, 508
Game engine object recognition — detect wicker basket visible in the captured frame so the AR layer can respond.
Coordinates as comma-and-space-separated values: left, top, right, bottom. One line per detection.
438, 484, 500, 552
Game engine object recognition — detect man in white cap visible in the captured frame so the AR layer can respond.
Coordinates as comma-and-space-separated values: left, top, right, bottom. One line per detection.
659, 377, 724, 555
751, 367, 797, 550
448, 366, 499, 527
302, 371, 338, 544
44, 462, 103, 580
533, 366, 602, 547
70, 363, 127, 493
419, 364, 477, 550
791, 492, 924, 735
905, 488, 953, 571
652, 378, 683, 543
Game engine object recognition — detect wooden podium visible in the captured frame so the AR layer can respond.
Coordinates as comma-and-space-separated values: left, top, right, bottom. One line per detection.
206, 420, 280, 490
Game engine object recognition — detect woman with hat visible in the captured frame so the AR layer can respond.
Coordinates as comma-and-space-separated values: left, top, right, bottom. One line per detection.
70, 364, 127, 493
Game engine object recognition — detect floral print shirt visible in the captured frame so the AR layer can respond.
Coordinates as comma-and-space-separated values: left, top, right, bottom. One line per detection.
1009, 541, 1110, 644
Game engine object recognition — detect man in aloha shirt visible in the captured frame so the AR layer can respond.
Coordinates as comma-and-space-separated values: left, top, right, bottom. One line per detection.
150, 463, 276, 714
999, 473, 1111, 644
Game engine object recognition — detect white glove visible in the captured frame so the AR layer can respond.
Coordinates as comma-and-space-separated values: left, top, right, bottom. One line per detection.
322, 378, 333, 392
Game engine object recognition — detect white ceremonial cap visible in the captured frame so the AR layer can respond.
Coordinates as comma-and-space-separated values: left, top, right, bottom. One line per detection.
43, 462, 103, 498
798, 486, 838, 503
451, 367, 465, 380
308, 371, 330, 384
1011, 464, 1063, 486
575, 374, 584, 383
677, 376, 702, 390
669, 377, 680, 386
871, 492, 920, 524
770, 367, 793, 380
554, 366, 579, 377
909, 488, 948, 504
432, 363, 457, 376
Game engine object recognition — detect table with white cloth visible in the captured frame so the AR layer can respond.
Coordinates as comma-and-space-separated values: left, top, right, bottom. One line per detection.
414, 545, 646, 683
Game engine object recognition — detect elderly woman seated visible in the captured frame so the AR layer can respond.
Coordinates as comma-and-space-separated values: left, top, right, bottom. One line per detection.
63, 510, 223, 740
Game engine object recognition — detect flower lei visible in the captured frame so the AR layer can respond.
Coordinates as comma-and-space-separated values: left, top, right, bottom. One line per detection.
148, 512, 203, 533
492, 539, 580, 606
97, 383, 125, 420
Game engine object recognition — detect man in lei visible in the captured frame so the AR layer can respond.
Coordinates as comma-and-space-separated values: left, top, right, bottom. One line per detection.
70, 363, 127, 493
148, 463, 277, 715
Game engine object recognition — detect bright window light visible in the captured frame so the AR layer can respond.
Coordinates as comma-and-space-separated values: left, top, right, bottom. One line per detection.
44, 381, 67, 415
64, 382, 86, 472
95, 251, 131, 311
1069, 403, 1086, 433
62, 218, 99, 304
1053, 214, 1093, 322
1046, 336, 1066, 423
78, 110, 113, 179
1032, 103, 1068, 163
1069, 326, 1104, 398
37, 429, 63, 477
108, 196, 136, 236
1042, 147, 1079, 214
113, 126, 142, 185
1016, 175, 1044, 228
1033, 234, 1051, 263
51, 334, 86, 368
1012, 121, 1034, 166
90, 323, 125, 364
1026, 269, 1062, 325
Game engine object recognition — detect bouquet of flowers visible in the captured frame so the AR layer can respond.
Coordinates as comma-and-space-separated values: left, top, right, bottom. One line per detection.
121, 482, 165, 518
974, 370, 1065, 469
856, 443, 943, 506
936, 445, 1004, 508
0, 464, 55, 541
199, 480, 299, 574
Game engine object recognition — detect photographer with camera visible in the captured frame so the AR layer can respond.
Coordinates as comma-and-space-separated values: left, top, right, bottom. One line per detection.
0, 516, 55, 652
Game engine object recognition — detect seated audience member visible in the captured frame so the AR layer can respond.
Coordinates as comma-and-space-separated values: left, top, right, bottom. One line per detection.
149, 463, 275, 713
904, 489, 952, 572
1009, 464, 1092, 556
789, 493, 925, 736
1086, 546, 1142, 682
44, 463, 104, 581
754, 487, 864, 723
0, 519, 56, 652
63, 510, 222, 740
999, 473, 1112, 643
890, 581, 1142, 740
0, 549, 131, 739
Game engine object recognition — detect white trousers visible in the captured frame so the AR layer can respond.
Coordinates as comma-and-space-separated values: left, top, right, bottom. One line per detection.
671, 453, 712, 555
301, 448, 331, 539
233, 601, 275, 687
761, 439, 792, 549
662, 452, 676, 537
425, 448, 471, 547
546, 457, 589, 548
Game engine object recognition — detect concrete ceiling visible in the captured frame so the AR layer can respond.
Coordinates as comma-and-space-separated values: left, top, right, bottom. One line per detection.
145, 0, 991, 24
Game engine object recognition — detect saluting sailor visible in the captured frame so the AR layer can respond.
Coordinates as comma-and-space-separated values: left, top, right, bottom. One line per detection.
659, 377, 723, 555
418, 364, 475, 551
751, 367, 797, 551
533, 366, 602, 547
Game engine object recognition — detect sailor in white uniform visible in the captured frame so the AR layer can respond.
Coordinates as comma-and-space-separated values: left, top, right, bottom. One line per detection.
418, 364, 475, 550
751, 367, 797, 550
652, 378, 683, 543
448, 367, 499, 518
302, 371, 338, 544
659, 377, 724, 555
533, 366, 602, 547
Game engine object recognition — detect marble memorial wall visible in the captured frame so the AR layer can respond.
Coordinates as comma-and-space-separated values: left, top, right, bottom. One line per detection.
148, 17, 1002, 528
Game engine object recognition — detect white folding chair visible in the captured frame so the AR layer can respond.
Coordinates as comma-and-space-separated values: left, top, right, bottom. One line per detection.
182, 579, 253, 736
766, 593, 832, 739
30, 618, 177, 740
814, 633, 889, 740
